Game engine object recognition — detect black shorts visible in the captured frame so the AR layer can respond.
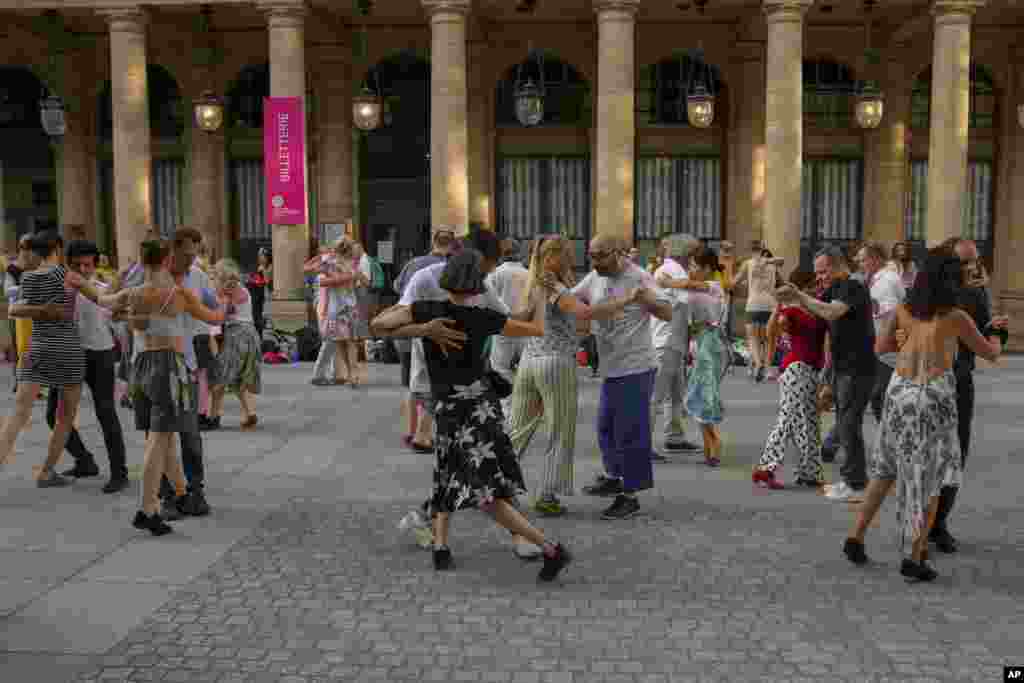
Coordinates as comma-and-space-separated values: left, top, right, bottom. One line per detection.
748, 311, 771, 326
399, 351, 412, 388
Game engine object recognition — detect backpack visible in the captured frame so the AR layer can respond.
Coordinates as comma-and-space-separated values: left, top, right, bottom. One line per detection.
295, 326, 321, 362
368, 257, 388, 292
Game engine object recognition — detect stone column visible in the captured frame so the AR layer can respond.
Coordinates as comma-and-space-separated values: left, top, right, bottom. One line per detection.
314, 46, 354, 242
101, 8, 152, 267
593, 0, 638, 242
727, 40, 766, 248
762, 0, 811, 270
58, 51, 99, 244
863, 58, 910, 244
467, 39, 493, 229
924, 0, 985, 247
993, 46, 1024, 350
263, 1, 309, 314
423, 0, 470, 235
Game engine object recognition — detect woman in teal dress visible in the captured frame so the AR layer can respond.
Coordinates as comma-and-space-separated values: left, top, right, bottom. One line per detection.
684, 246, 731, 467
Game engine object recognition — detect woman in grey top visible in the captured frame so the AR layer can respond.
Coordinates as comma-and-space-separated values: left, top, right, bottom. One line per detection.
506, 235, 623, 518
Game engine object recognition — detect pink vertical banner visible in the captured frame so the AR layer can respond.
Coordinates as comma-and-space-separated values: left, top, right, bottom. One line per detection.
263, 96, 307, 225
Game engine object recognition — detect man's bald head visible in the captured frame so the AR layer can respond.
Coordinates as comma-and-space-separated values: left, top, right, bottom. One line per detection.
954, 239, 978, 262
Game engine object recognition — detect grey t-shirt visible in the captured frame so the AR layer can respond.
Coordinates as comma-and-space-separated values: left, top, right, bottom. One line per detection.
523, 288, 579, 360
571, 264, 664, 379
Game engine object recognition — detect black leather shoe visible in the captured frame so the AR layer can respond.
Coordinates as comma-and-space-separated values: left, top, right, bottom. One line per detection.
102, 476, 130, 494
199, 416, 221, 431
181, 488, 211, 517
900, 558, 938, 582
61, 460, 100, 478
843, 538, 869, 566
132, 511, 173, 537
433, 546, 454, 571
929, 527, 959, 553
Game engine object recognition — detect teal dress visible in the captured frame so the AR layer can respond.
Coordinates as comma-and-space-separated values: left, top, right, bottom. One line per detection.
685, 283, 730, 425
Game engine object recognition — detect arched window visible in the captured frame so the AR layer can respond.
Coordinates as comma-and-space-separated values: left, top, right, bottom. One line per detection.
98, 64, 184, 140
226, 63, 270, 130
638, 54, 722, 126
495, 55, 591, 126
910, 63, 996, 129
803, 59, 856, 129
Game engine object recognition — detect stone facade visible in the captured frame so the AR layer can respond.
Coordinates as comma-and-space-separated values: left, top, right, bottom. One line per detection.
0, 0, 1021, 348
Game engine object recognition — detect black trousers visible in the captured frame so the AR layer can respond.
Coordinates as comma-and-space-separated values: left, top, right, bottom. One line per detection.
46, 348, 127, 478
955, 371, 975, 469
159, 378, 206, 497
870, 360, 895, 424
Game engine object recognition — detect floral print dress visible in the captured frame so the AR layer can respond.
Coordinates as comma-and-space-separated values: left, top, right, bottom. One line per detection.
319, 260, 358, 341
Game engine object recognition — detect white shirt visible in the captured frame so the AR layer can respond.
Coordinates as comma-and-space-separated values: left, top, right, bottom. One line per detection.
186, 264, 212, 338
485, 261, 530, 315
651, 257, 688, 351
399, 262, 509, 393
869, 267, 906, 367
76, 279, 115, 351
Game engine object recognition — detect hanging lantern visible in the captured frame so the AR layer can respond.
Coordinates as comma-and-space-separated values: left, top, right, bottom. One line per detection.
687, 82, 715, 128
854, 82, 884, 129
352, 87, 383, 131
514, 78, 544, 126
193, 91, 225, 133
39, 94, 66, 139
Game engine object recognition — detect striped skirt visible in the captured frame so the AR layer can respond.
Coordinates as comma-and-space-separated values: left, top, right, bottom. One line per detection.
210, 322, 262, 394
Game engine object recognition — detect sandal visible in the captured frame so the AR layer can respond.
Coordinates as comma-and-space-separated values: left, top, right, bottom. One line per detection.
241, 416, 259, 429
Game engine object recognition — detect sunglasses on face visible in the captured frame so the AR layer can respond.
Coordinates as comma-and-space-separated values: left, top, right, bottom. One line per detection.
589, 250, 616, 261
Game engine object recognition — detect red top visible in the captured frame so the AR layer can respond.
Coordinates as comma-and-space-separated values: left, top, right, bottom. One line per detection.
778, 306, 828, 371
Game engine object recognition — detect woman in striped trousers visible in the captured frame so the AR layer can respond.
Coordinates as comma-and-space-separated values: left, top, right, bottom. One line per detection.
507, 235, 591, 517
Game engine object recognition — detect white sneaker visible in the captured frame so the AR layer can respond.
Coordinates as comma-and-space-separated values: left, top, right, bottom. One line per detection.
398, 510, 434, 549
824, 482, 863, 503
513, 539, 543, 560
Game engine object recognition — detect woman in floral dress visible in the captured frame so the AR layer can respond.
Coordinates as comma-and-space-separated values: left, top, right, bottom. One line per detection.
683, 246, 732, 467
835, 249, 1003, 582
371, 249, 573, 582
207, 259, 262, 430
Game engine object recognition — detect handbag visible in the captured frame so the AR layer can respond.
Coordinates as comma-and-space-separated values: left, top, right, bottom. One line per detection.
484, 369, 513, 399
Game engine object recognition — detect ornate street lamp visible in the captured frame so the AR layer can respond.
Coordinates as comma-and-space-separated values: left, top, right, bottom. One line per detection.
686, 51, 715, 128
854, 82, 884, 129
352, 86, 383, 131
514, 49, 545, 127
193, 90, 225, 133
39, 94, 66, 139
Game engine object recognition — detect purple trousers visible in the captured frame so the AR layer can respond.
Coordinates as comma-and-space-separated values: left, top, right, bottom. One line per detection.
598, 369, 656, 493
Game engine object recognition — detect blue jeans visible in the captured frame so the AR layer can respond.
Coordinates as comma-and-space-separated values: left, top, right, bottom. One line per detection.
598, 369, 655, 493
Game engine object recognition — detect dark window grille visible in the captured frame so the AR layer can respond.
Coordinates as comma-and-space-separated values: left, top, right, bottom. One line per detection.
803, 59, 856, 129
495, 57, 591, 126
637, 56, 722, 126
227, 63, 270, 131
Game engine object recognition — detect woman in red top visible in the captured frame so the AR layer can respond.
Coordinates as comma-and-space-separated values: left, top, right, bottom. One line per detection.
752, 270, 829, 490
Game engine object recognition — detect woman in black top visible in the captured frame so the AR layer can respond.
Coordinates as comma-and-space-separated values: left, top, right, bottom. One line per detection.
372, 249, 573, 582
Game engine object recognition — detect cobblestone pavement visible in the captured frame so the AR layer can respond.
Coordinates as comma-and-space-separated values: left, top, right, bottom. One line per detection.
1, 359, 1023, 682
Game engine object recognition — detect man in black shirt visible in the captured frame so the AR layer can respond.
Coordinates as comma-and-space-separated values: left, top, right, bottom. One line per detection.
777, 246, 875, 502
930, 238, 1008, 553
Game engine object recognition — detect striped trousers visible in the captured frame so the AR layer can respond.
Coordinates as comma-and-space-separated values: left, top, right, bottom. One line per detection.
506, 354, 578, 499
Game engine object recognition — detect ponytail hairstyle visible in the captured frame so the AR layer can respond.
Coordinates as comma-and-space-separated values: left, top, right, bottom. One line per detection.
524, 233, 576, 309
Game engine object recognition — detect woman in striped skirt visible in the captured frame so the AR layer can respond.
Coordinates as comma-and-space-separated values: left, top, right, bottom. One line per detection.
207, 259, 262, 430
507, 235, 592, 517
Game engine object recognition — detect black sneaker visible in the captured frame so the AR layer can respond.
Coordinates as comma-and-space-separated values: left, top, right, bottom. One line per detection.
900, 558, 938, 582
181, 488, 211, 517
61, 460, 100, 478
582, 475, 623, 497
160, 496, 185, 521
820, 447, 836, 463
132, 511, 173, 537
102, 476, 130, 494
433, 546, 454, 571
842, 538, 869, 566
601, 495, 640, 520
538, 544, 573, 582
199, 416, 221, 432
665, 439, 702, 453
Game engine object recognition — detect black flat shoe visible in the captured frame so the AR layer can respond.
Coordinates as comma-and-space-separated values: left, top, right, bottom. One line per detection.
61, 461, 100, 478
433, 546, 454, 571
929, 527, 959, 553
900, 558, 938, 582
538, 543, 573, 582
132, 511, 173, 537
102, 477, 130, 494
843, 538, 869, 566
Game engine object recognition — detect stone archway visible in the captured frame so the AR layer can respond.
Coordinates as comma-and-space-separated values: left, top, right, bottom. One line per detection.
0, 66, 58, 250
357, 51, 431, 277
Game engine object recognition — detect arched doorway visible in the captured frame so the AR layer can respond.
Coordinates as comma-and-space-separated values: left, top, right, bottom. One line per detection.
358, 51, 430, 280
906, 63, 997, 267
0, 66, 58, 249
636, 52, 725, 260
225, 62, 270, 267
98, 64, 185, 256
495, 53, 591, 269
801, 58, 864, 268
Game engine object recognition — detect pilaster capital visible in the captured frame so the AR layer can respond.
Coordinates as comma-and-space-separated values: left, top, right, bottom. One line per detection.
421, 0, 471, 18
97, 7, 148, 33
593, 0, 640, 20
931, 0, 986, 22
763, 0, 813, 23
259, 1, 308, 28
